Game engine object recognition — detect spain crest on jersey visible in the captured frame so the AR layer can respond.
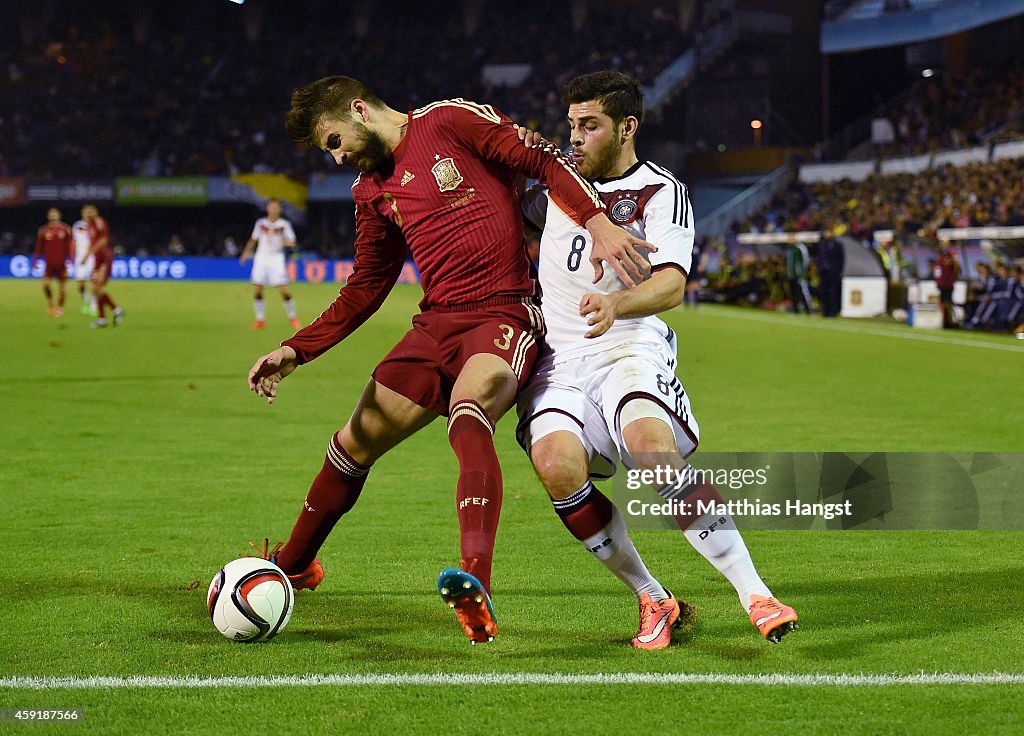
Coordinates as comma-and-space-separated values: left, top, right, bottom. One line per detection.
431, 157, 463, 192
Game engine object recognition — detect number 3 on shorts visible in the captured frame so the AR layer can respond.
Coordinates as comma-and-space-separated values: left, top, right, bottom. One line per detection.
493, 323, 515, 351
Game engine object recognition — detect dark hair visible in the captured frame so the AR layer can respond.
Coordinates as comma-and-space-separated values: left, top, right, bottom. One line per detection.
285, 76, 383, 147
562, 71, 644, 127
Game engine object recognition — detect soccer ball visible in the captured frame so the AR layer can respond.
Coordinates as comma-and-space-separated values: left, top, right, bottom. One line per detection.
207, 557, 294, 642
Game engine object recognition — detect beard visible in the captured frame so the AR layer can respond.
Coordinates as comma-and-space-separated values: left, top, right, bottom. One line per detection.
576, 134, 622, 180
351, 123, 391, 174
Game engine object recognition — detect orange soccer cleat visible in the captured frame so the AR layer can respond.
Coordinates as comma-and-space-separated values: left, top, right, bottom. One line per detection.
631, 590, 692, 650
289, 318, 301, 329
250, 320, 266, 330
438, 568, 498, 644
748, 595, 799, 643
246, 538, 324, 591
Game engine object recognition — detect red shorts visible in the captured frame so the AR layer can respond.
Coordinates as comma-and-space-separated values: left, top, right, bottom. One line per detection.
373, 296, 545, 416
43, 263, 67, 280
91, 257, 111, 287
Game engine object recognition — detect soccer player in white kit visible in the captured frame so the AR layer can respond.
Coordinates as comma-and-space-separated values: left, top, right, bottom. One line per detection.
239, 198, 300, 330
72, 211, 97, 315
516, 72, 798, 649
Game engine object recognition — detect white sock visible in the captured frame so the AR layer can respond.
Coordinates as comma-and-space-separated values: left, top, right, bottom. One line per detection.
683, 511, 771, 610
580, 506, 668, 601
253, 298, 266, 321
283, 298, 296, 319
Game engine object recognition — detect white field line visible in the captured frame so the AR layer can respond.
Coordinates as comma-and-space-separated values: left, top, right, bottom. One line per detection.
694, 307, 1024, 353
2, 673, 1024, 689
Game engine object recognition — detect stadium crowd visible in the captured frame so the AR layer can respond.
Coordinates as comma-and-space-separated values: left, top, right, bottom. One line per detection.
0, 2, 690, 180
740, 157, 1024, 242
866, 64, 1024, 159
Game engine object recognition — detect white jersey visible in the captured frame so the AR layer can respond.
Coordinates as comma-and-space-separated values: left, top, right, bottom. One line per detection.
250, 217, 296, 260
72, 220, 91, 264
522, 160, 694, 362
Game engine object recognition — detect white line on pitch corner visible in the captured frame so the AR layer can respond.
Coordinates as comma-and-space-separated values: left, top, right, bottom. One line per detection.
688, 306, 1024, 353
2, 673, 1024, 689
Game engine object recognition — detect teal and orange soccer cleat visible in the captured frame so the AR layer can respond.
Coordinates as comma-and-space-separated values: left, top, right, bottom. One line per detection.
246, 538, 324, 591
631, 589, 694, 650
748, 594, 799, 643
437, 568, 498, 644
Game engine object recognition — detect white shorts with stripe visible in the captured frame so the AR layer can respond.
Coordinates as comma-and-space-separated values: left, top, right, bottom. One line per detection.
516, 330, 699, 478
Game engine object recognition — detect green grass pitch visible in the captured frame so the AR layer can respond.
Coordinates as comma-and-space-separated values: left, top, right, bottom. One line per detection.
1, 279, 1022, 735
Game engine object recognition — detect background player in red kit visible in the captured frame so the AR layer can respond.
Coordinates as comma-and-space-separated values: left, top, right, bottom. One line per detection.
246, 75, 654, 644
935, 238, 960, 328
33, 207, 73, 316
83, 204, 123, 328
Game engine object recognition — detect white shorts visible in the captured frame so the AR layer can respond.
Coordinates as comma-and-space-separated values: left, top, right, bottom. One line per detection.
516, 331, 699, 479
74, 256, 95, 281
250, 256, 289, 287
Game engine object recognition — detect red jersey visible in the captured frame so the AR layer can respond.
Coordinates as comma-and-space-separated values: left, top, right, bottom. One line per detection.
285, 99, 605, 363
935, 250, 959, 289
87, 217, 112, 266
34, 222, 73, 266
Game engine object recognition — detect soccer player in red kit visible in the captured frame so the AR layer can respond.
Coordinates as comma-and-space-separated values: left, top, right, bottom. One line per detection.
33, 208, 73, 316
82, 204, 123, 328
246, 75, 654, 644
935, 239, 960, 328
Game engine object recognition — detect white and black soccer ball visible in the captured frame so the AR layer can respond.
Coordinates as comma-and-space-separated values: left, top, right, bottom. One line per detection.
207, 557, 294, 642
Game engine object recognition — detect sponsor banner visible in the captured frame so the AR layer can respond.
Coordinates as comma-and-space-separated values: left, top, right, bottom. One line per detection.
1, 255, 419, 284
115, 177, 207, 206
231, 173, 307, 213
615, 452, 1024, 531
0, 178, 26, 206
207, 176, 305, 224
25, 179, 115, 203
308, 173, 358, 202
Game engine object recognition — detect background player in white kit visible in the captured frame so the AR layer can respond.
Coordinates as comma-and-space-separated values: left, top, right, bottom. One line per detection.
72, 210, 97, 315
516, 71, 798, 649
239, 198, 300, 330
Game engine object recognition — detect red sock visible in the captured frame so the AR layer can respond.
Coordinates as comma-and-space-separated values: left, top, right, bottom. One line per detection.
275, 433, 369, 574
448, 399, 502, 594
106, 293, 118, 310
97, 294, 109, 319
662, 481, 726, 531
551, 482, 614, 540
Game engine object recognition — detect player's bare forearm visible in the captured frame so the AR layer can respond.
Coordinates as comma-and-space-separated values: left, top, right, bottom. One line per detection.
248, 345, 299, 405
579, 268, 685, 338
239, 240, 257, 263
616, 268, 686, 317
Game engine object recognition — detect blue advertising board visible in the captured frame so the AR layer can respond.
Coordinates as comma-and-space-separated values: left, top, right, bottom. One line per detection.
0, 255, 420, 284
